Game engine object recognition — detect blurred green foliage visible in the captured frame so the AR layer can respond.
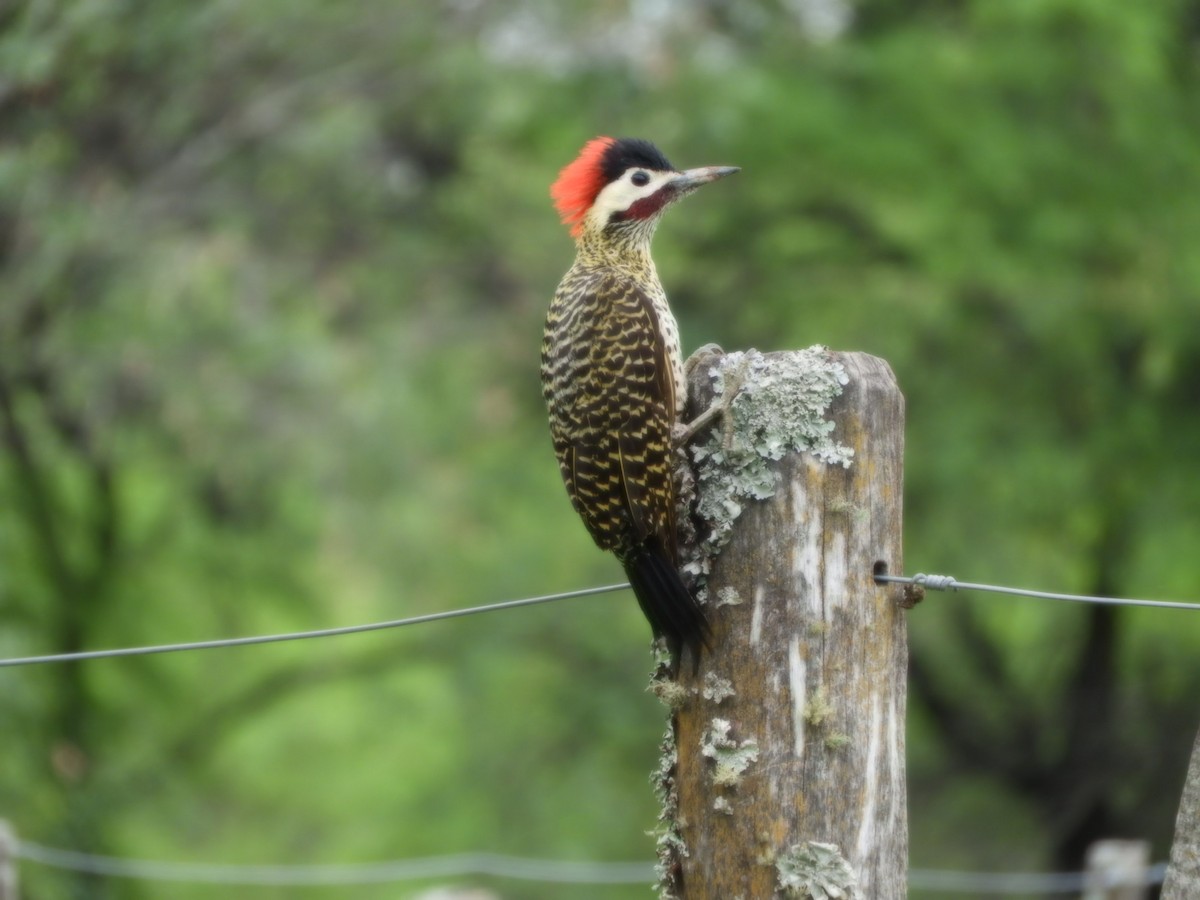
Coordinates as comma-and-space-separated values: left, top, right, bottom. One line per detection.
1, 1, 1198, 897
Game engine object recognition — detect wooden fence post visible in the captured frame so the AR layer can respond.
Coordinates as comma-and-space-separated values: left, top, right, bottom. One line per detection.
660, 349, 909, 899
0, 820, 17, 900
1084, 839, 1150, 900
1162, 724, 1200, 899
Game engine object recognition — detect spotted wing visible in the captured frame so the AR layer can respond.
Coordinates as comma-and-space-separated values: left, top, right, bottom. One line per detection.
541, 272, 678, 559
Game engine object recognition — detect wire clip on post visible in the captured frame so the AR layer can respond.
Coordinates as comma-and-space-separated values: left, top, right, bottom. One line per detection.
874, 571, 1200, 612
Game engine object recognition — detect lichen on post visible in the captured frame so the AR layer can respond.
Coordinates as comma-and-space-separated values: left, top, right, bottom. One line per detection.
657, 347, 909, 900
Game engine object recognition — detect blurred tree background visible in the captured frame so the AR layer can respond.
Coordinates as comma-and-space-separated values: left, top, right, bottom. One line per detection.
2, 0, 1199, 897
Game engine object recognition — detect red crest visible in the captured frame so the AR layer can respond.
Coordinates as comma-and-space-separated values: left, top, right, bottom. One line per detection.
550, 136, 616, 237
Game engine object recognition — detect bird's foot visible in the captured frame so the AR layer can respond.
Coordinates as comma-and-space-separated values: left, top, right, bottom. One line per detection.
675, 353, 751, 449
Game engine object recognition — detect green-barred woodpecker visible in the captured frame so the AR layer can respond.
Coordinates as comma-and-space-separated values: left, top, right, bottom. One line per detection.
540, 136, 738, 668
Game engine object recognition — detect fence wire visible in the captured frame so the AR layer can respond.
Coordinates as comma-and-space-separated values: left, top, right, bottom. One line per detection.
11, 838, 1169, 893
2, 570, 1196, 669
0, 583, 630, 668
2, 568, 1192, 892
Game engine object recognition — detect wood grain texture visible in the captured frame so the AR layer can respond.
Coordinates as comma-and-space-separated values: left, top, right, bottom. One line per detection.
1162, 725, 1200, 900
674, 350, 908, 899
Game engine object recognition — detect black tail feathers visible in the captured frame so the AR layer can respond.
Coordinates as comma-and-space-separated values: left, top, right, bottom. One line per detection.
622, 539, 709, 672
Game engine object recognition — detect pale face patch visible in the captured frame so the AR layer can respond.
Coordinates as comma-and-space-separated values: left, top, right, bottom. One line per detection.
585, 168, 678, 233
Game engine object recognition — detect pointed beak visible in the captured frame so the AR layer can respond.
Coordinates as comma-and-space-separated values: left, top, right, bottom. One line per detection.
671, 166, 740, 189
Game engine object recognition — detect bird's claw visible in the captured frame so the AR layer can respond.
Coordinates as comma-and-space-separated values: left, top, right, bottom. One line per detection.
676, 353, 751, 449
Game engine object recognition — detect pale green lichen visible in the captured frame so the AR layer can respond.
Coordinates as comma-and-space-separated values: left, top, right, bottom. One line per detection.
824, 732, 852, 751
684, 348, 852, 581
654, 828, 687, 900
650, 677, 690, 709
803, 687, 834, 727
651, 723, 686, 898
701, 718, 760, 787
651, 723, 677, 814
716, 585, 744, 606
775, 841, 862, 900
647, 644, 688, 706
713, 795, 734, 815
702, 672, 736, 704
829, 497, 869, 524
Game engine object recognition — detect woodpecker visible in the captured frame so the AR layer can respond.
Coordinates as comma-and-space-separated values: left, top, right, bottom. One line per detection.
540, 136, 738, 668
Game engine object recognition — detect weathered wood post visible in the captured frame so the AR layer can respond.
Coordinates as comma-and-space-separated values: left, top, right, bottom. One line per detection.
1162, 724, 1200, 899
657, 348, 909, 899
0, 820, 17, 900
1084, 839, 1151, 900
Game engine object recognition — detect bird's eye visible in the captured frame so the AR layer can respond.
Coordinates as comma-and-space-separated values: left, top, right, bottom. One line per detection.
630, 170, 650, 187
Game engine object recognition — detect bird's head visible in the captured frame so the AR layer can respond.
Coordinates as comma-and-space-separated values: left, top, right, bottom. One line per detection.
551, 137, 738, 242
